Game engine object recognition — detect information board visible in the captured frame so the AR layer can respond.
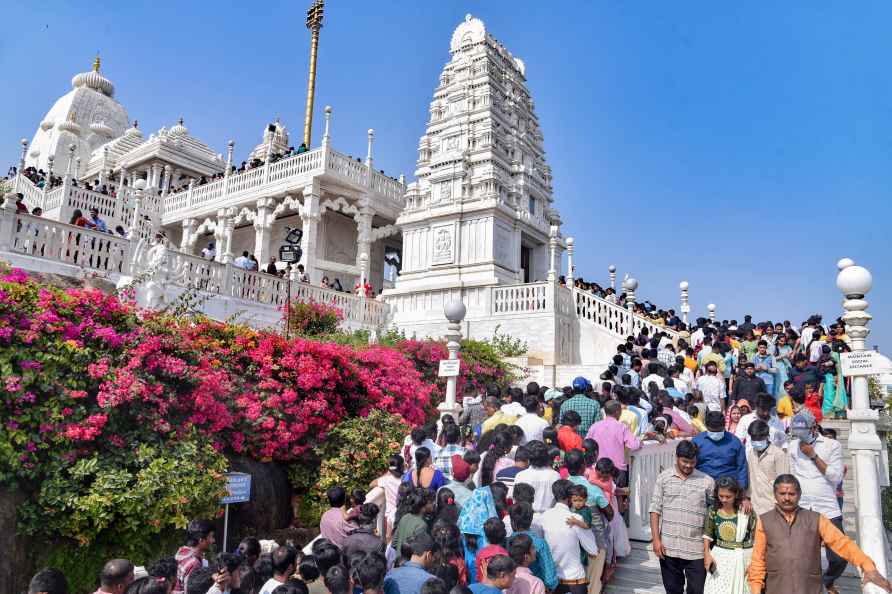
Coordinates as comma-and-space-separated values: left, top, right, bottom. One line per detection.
840, 351, 892, 377
221, 472, 252, 504
438, 359, 460, 377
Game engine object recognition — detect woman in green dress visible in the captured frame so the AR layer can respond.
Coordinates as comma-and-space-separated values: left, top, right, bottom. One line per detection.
703, 477, 756, 594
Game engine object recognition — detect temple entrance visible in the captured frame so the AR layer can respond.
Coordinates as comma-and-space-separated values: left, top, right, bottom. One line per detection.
521, 245, 531, 283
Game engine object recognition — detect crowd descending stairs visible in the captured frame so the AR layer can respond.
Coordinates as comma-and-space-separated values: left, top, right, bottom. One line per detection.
607, 419, 881, 593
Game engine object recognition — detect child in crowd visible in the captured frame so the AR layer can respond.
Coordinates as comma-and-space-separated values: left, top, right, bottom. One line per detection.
803, 381, 823, 423
557, 411, 583, 452
687, 405, 706, 433
702, 477, 756, 594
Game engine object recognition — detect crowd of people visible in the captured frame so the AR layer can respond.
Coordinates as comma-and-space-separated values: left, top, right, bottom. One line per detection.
25, 310, 892, 594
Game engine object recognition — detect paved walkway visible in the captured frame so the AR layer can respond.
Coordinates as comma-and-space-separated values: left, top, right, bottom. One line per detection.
606, 540, 867, 593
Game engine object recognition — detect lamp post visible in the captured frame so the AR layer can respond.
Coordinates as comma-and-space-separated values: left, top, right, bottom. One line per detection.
608, 265, 616, 291
625, 277, 638, 312
836, 258, 888, 589
679, 281, 690, 326
707, 303, 716, 323
439, 301, 466, 420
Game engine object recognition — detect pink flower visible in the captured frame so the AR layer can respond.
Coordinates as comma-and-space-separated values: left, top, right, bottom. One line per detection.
4, 375, 22, 392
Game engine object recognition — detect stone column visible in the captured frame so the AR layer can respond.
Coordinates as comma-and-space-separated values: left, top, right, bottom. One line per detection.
566, 237, 575, 287
608, 265, 617, 290
355, 204, 374, 272
253, 197, 276, 264
222, 208, 236, 265
366, 128, 375, 169
180, 218, 197, 254
300, 185, 322, 283
322, 106, 332, 149
547, 225, 558, 283
625, 277, 638, 312
119, 167, 128, 197
18, 139, 28, 174
679, 281, 690, 326
439, 301, 466, 420
214, 208, 228, 263
151, 164, 161, 189
836, 258, 889, 586
162, 165, 172, 196
66, 144, 76, 176
707, 303, 716, 323
99, 147, 109, 185
225, 140, 234, 177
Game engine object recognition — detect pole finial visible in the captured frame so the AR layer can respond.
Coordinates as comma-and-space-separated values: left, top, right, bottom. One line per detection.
93, 52, 101, 72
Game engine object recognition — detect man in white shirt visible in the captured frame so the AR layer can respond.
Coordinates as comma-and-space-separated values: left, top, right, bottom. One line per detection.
515, 441, 560, 513
258, 545, 296, 594
233, 251, 252, 270
735, 393, 787, 451
694, 362, 726, 412
515, 395, 549, 444
669, 366, 690, 395
641, 370, 665, 394
788, 412, 847, 591
201, 242, 216, 261
541, 479, 599, 594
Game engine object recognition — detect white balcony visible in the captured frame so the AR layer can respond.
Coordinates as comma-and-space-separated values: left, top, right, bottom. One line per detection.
161, 147, 406, 225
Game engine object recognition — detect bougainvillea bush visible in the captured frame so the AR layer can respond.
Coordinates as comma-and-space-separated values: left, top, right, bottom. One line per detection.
0, 269, 433, 550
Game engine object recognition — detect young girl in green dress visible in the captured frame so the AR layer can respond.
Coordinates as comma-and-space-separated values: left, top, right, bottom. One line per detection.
702, 476, 756, 594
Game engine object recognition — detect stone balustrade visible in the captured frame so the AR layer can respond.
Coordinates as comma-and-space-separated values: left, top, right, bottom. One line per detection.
162, 147, 404, 223
627, 439, 681, 541
573, 287, 680, 341
0, 200, 388, 331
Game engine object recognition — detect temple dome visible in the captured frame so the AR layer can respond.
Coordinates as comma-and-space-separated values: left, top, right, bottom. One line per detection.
25, 54, 129, 174
71, 54, 115, 98
169, 117, 188, 136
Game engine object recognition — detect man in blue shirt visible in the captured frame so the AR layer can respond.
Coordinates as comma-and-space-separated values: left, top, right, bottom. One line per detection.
692, 411, 749, 490
383, 533, 437, 594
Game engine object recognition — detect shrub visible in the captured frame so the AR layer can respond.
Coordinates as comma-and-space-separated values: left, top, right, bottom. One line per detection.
18, 434, 228, 545
284, 301, 343, 336
290, 410, 408, 524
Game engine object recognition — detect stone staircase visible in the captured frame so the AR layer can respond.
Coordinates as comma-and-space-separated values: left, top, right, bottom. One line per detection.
607, 419, 881, 593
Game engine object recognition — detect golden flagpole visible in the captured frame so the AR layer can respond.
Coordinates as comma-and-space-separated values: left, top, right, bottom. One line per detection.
303, 0, 324, 148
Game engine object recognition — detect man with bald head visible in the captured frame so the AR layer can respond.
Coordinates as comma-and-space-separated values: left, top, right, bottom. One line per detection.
95, 559, 134, 594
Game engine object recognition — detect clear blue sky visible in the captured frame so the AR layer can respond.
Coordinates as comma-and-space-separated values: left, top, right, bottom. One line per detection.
2, 1, 891, 346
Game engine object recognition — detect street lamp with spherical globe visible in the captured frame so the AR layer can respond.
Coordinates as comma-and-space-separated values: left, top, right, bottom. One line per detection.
834, 258, 888, 583
440, 300, 466, 419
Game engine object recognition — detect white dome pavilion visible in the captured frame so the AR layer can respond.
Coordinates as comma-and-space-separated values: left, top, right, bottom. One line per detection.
25, 54, 129, 176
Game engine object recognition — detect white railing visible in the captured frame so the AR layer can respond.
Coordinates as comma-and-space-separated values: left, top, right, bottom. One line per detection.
227, 268, 290, 306
291, 282, 388, 328
10, 213, 131, 275
327, 150, 369, 186
162, 147, 405, 223
14, 175, 44, 210
67, 186, 118, 222
573, 288, 680, 341
169, 250, 227, 294
491, 282, 550, 314
627, 439, 681, 541
43, 186, 65, 213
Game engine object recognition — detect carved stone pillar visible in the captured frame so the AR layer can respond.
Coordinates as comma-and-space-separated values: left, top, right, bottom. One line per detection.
253, 197, 276, 264
300, 185, 322, 283
180, 218, 198, 254
162, 165, 172, 196
214, 209, 228, 263
222, 208, 236, 265
355, 204, 374, 271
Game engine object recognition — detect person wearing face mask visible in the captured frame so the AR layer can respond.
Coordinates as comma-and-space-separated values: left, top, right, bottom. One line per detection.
734, 393, 787, 452
692, 411, 750, 510
787, 411, 848, 593
743, 420, 789, 515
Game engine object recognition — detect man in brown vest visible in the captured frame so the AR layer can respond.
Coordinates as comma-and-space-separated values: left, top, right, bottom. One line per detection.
747, 474, 891, 594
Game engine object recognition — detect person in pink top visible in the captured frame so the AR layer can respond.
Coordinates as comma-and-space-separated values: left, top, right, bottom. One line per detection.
585, 400, 643, 488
